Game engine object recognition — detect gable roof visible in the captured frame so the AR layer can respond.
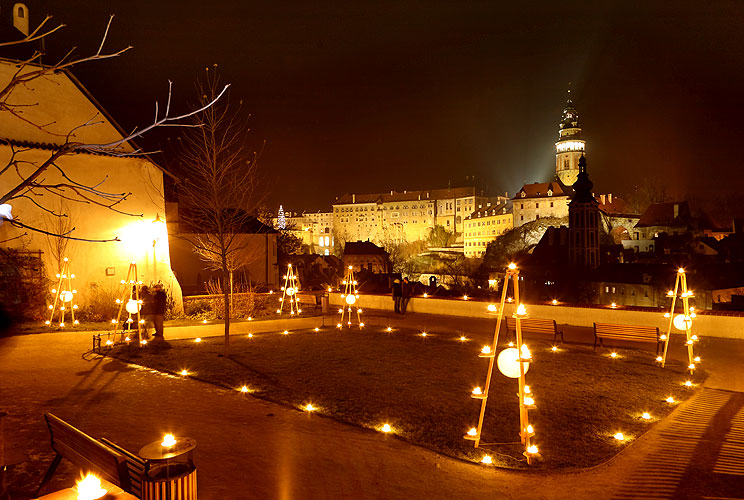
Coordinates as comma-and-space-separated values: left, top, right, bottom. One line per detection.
343, 241, 388, 256
635, 202, 691, 228
513, 181, 570, 200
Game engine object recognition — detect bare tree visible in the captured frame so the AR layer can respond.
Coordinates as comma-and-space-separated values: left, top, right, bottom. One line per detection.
0, 16, 227, 241
173, 66, 264, 356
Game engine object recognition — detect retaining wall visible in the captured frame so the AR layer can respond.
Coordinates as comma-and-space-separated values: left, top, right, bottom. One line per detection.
330, 293, 744, 340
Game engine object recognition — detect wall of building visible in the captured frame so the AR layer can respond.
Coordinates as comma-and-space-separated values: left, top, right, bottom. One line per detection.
330, 293, 744, 339
513, 196, 569, 226
0, 148, 183, 309
168, 232, 278, 295
463, 212, 513, 257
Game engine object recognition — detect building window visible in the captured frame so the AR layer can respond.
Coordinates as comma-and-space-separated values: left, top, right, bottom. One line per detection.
550, 202, 554, 208
520, 203, 524, 209
536, 203, 539, 209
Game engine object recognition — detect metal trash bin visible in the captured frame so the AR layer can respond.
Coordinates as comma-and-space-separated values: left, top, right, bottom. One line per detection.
141, 462, 197, 500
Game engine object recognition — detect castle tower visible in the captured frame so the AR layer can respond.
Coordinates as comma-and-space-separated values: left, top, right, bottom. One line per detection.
568, 155, 599, 268
555, 90, 586, 186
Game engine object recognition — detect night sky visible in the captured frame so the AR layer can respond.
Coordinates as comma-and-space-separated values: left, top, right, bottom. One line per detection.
31, 1, 744, 212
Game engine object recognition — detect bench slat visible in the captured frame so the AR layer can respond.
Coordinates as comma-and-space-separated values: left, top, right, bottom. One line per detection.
505, 317, 562, 342
593, 323, 661, 354
40, 414, 130, 495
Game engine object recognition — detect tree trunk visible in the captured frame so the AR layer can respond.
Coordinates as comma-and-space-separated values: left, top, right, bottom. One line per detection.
223, 270, 230, 356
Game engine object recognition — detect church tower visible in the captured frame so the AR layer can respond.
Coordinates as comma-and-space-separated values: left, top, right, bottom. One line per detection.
569, 155, 599, 268
555, 90, 586, 186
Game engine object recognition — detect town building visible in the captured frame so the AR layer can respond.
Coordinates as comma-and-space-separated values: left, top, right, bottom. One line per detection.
166, 206, 279, 295
512, 181, 571, 226
332, 187, 501, 246
0, 56, 183, 309
463, 201, 513, 258
342, 241, 391, 274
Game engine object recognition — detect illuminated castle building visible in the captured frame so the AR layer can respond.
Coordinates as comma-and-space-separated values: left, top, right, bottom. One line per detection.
555, 92, 586, 186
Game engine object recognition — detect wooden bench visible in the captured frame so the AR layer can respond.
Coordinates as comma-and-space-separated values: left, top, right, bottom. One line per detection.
296, 293, 321, 311
505, 317, 564, 343
37, 413, 131, 496
593, 323, 661, 354
100, 438, 146, 499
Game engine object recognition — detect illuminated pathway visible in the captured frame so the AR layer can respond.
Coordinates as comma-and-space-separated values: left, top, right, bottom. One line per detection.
1, 314, 744, 499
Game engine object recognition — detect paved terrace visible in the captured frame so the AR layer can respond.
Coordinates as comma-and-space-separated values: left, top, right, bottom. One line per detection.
1, 311, 743, 499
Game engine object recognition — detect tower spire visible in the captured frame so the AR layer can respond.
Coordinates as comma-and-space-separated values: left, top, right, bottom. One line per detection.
555, 86, 586, 186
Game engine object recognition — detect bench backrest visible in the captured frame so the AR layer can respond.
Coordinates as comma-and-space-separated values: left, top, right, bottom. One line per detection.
505, 317, 556, 333
100, 437, 145, 498
44, 414, 130, 491
594, 323, 659, 338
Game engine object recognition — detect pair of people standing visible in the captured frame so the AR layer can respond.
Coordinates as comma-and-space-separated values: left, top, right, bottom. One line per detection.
140, 284, 167, 340
392, 277, 413, 314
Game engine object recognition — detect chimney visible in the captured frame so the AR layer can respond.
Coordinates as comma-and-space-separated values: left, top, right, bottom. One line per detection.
608, 193, 613, 204
600, 194, 605, 205
674, 203, 679, 218
352, 194, 356, 204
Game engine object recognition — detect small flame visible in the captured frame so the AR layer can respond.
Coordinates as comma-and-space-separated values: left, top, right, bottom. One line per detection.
467, 427, 477, 436
523, 396, 535, 406
642, 412, 651, 420
614, 432, 625, 441
472, 387, 482, 395
195, 338, 202, 343
161, 434, 177, 447
526, 424, 534, 434
610, 352, 618, 358
487, 304, 497, 312
240, 385, 249, 393
481, 345, 491, 354
520, 344, 531, 359
381, 424, 392, 433
481, 455, 492, 464
516, 304, 527, 316
666, 396, 675, 403
305, 403, 316, 412
551, 345, 558, 352
460, 336, 467, 342
526, 445, 538, 454
76, 473, 107, 500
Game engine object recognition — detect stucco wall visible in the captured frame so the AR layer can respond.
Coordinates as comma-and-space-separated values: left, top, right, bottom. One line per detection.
0, 147, 183, 309
330, 293, 744, 340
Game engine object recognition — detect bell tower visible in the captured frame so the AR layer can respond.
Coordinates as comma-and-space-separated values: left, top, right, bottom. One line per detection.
555, 88, 586, 186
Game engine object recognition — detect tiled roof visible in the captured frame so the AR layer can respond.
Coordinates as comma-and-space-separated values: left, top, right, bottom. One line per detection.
635, 202, 691, 228
466, 202, 512, 219
513, 181, 569, 200
343, 241, 388, 255
334, 186, 481, 205
597, 195, 638, 217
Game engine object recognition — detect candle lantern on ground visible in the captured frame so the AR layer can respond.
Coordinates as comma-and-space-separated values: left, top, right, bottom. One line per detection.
46, 257, 79, 328
660, 268, 700, 372
338, 265, 363, 329
464, 263, 539, 465
278, 263, 301, 315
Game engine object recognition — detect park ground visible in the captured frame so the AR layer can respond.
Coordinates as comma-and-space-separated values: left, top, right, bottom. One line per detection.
1, 311, 744, 499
